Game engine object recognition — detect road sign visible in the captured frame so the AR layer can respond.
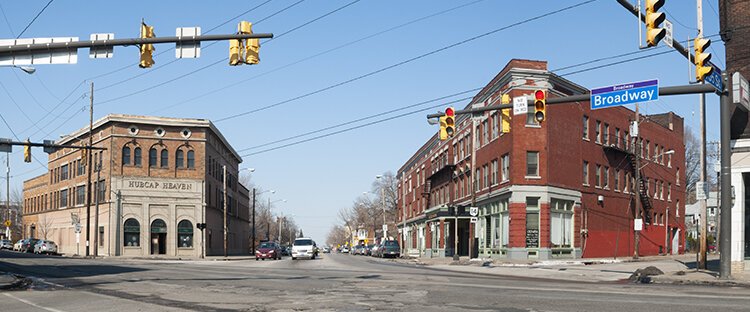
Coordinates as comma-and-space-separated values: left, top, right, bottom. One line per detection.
4, 220, 10, 227
176, 27, 201, 58
0, 37, 79, 65
696, 181, 708, 200
76, 232, 80, 244
733, 72, 750, 111
634, 218, 643, 231
590, 79, 659, 109
513, 96, 528, 116
664, 20, 673, 48
470, 217, 478, 223
469, 207, 478, 217
89, 33, 114, 58
705, 66, 723, 92
75, 223, 82, 233
0, 138, 11, 153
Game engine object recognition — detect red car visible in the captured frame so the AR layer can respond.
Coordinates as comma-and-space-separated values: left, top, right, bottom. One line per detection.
255, 242, 281, 260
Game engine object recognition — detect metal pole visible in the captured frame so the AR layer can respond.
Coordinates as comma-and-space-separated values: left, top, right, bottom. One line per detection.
93, 160, 101, 257
278, 215, 283, 243
6, 154, 10, 241
382, 186, 387, 239
85, 82, 93, 257
634, 103, 641, 260
697, 0, 708, 271
252, 188, 256, 253
719, 71, 731, 279
223, 165, 227, 257
115, 190, 121, 256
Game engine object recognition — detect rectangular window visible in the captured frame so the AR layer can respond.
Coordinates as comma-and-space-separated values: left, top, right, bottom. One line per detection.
526, 151, 539, 177
482, 120, 489, 145
603, 166, 609, 189
76, 185, 85, 206
582, 115, 589, 139
615, 128, 621, 147
582, 161, 589, 186
475, 125, 481, 147
668, 183, 672, 201
526, 104, 539, 125
595, 165, 601, 188
603, 123, 609, 145
60, 189, 68, 208
502, 154, 510, 182
475, 169, 480, 191
492, 113, 499, 139
645, 140, 650, 160
624, 132, 630, 150
491, 159, 498, 185
550, 199, 573, 248
61, 164, 69, 180
525, 197, 539, 248
614, 169, 620, 191
595, 120, 601, 143
483, 164, 489, 188
98, 180, 106, 203
459, 139, 464, 159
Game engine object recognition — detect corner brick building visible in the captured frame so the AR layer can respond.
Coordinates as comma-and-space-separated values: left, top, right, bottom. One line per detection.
22, 114, 249, 257
721, 0, 750, 272
397, 59, 685, 260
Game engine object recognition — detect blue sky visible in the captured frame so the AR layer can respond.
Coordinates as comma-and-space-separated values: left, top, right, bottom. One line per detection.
0, 1, 725, 242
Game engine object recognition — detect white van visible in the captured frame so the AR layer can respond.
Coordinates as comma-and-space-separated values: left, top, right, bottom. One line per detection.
291, 238, 317, 260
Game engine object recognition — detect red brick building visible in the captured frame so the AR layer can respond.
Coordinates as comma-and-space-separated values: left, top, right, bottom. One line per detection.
397, 59, 685, 260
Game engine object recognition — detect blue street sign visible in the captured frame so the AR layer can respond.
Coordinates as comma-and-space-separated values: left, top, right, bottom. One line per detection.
705, 66, 723, 92
590, 79, 659, 110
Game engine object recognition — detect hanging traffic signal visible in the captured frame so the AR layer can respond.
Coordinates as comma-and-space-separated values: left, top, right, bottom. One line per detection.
229, 39, 242, 66
444, 107, 455, 137
23, 140, 31, 163
439, 116, 448, 141
645, 0, 666, 47
501, 94, 511, 133
534, 90, 546, 123
81, 144, 88, 163
139, 21, 155, 68
694, 37, 713, 82
245, 38, 260, 65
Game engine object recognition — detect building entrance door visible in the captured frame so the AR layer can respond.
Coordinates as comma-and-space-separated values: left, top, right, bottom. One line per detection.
150, 219, 167, 255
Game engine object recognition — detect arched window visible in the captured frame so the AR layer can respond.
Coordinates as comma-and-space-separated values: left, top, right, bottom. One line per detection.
122, 146, 131, 165
149, 148, 157, 167
187, 150, 195, 169
177, 220, 193, 248
134, 147, 142, 166
124, 218, 140, 247
160, 149, 168, 168
176, 149, 184, 168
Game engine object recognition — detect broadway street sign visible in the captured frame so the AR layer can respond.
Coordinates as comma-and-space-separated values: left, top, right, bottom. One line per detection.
590, 79, 659, 110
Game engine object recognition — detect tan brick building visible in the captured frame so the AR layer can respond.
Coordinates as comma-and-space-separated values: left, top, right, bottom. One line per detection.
22, 114, 250, 257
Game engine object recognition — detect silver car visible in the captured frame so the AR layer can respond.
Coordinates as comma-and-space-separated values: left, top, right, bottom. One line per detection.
33, 240, 58, 255
0, 239, 12, 250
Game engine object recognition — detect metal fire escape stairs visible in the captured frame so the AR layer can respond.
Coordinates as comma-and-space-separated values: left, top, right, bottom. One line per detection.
603, 141, 652, 224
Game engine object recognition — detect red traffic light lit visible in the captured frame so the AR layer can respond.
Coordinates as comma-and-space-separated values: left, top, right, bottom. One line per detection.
445, 107, 455, 116
535, 90, 545, 100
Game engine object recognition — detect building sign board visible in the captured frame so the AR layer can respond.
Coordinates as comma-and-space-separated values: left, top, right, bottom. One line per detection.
513, 96, 528, 116
733, 72, 750, 111
590, 79, 659, 109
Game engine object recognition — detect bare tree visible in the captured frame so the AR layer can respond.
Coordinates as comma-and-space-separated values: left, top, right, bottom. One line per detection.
684, 127, 716, 204
37, 214, 54, 240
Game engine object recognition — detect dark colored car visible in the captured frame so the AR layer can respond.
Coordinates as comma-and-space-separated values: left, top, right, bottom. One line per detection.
365, 244, 374, 256
280, 245, 291, 256
22, 238, 40, 253
255, 241, 281, 260
380, 240, 400, 258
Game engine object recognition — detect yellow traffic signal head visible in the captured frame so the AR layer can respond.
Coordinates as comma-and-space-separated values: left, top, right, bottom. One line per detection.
139, 22, 155, 68
534, 90, 546, 123
439, 116, 448, 141
501, 94, 511, 105
239, 21, 253, 34
694, 37, 713, 82
23, 142, 31, 163
245, 38, 260, 65
444, 107, 455, 137
501, 108, 511, 133
645, 0, 666, 47
229, 39, 242, 66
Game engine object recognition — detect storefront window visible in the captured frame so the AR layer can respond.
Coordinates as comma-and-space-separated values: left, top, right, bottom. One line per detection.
124, 218, 140, 247
178, 220, 193, 248
526, 197, 539, 248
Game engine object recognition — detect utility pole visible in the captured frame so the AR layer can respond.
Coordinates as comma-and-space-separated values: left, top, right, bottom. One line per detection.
5, 154, 10, 241
719, 71, 731, 279
93, 159, 101, 257
634, 103, 641, 260
85, 82, 93, 257
697, 0, 709, 271
223, 165, 227, 257
381, 184, 387, 240
251, 188, 256, 253
278, 215, 283, 243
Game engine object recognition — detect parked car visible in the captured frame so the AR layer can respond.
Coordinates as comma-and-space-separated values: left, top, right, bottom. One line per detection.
370, 244, 381, 257
322, 246, 330, 253
33, 240, 58, 255
255, 241, 281, 260
280, 245, 291, 256
340, 246, 349, 253
0, 239, 12, 250
21, 238, 40, 253
13, 239, 26, 251
291, 238, 316, 260
380, 240, 400, 258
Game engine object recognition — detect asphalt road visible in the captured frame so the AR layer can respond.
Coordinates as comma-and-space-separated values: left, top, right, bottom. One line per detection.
1, 250, 749, 311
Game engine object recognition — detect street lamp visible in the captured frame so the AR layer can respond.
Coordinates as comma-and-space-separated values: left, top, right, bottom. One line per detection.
269, 198, 286, 242
375, 175, 387, 241
3, 65, 34, 241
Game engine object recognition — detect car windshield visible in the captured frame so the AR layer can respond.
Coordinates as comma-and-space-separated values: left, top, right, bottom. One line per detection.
384, 241, 399, 246
259, 242, 274, 248
294, 239, 312, 246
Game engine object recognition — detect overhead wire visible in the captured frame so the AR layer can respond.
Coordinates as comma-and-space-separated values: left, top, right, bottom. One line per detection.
150, 0, 487, 114
215, 0, 599, 123
16, 0, 54, 38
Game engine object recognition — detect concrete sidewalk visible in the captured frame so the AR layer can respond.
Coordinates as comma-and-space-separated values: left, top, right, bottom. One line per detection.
391, 254, 750, 286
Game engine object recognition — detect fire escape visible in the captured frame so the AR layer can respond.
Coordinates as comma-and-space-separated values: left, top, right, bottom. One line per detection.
603, 138, 652, 224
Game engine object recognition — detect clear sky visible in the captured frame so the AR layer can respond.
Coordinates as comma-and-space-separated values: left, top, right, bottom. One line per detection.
0, 0, 725, 242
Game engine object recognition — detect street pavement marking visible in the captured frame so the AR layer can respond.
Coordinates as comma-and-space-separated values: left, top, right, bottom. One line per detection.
3, 293, 67, 312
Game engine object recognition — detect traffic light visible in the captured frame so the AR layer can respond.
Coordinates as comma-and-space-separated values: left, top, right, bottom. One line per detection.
501, 94, 511, 133
439, 116, 448, 141
81, 144, 88, 163
245, 38, 260, 65
139, 21, 155, 68
694, 37, 713, 82
645, 0, 666, 47
229, 39, 242, 66
23, 140, 31, 163
444, 107, 455, 137
534, 90, 546, 123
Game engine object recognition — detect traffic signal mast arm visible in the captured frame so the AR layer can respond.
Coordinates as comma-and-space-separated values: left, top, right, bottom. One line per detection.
0, 33, 273, 56
0, 139, 107, 150
425, 83, 718, 119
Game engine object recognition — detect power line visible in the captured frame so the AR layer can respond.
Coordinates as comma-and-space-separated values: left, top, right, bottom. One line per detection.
216, 0, 598, 123
150, 0, 486, 114
17, 0, 54, 38
0, 3, 14, 37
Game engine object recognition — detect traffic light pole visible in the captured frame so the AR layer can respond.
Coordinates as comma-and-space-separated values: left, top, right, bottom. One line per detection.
85, 82, 93, 258
719, 72, 731, 279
